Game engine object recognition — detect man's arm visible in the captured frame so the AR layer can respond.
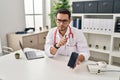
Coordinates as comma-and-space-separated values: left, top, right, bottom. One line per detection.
74, 30, 90, 65
45, 29, 56, 57
50, 37, 68, 55
50, 44, 59, 55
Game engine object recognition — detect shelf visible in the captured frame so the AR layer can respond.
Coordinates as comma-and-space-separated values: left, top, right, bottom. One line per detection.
89, 48, 110, 54
83, 30, 112, 36
112, 62, 120, 67
71, 14, 83, 17
111, 51, 120, 57
112, 33, 120, 38
71, 1, 120, 67
111, 56, 120, 67
89, 51, 109, 63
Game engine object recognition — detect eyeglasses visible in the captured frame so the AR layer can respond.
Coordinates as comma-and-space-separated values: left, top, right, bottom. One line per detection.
56, 19, 69, 24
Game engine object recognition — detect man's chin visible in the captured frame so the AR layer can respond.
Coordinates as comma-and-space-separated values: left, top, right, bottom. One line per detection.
58, 27, 67, 32
59, 28, 66, 31
59, 29, 65, 32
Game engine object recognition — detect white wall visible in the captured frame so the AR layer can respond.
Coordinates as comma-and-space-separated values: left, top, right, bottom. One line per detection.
0, 38, 2, 54
0, 0, 25, 46
45, 0, 51, 29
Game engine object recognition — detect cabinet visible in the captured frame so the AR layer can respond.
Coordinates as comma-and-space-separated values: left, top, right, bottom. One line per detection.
7, 31, 48, 51
84, 1, 97, 13
72, 0, 120, 13
72, 2, 84, 13
71, 13, 120, 67
113, 0, 120, 13
98, 0, 113, 13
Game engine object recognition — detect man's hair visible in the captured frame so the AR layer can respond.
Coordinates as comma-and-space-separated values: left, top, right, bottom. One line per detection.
56, 8, 71, 19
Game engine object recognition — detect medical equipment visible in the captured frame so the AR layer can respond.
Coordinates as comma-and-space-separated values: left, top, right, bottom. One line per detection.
87, 61, 107, 74
87, 61, 120, 74
54, 26, 74, 45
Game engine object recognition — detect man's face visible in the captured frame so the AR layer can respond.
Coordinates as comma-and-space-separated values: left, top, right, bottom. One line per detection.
56, 13, 71, 32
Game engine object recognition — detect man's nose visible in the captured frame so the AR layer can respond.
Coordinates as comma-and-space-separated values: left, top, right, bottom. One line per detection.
59, 22, 64, 25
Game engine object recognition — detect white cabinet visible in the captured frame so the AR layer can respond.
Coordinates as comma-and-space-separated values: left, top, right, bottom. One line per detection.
7, 31, 48, 51
72, 14, 120, 66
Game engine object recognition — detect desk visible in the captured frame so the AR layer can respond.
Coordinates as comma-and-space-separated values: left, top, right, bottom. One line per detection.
0, 49, 120, 80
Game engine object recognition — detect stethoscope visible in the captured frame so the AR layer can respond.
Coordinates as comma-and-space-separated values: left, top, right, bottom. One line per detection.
54, 26, 74, 45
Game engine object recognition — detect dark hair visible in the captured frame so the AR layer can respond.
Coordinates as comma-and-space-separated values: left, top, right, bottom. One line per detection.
56, 8, 71, 19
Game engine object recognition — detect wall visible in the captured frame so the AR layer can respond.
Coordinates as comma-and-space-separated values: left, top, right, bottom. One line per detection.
0, 0, 25, 47
44, 0, 51, 30
45, 0, 52, 30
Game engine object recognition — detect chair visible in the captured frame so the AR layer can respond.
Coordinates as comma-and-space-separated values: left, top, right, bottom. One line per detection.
0, 38, 13, 56
2, 46, 13, 54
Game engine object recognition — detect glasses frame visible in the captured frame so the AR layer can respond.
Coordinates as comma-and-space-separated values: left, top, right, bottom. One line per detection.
56, 19, 69, 24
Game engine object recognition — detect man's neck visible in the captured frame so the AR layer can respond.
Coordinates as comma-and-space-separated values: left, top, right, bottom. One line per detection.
59, 30, 67, 36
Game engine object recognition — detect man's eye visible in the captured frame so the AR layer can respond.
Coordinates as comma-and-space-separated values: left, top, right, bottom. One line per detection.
63, 20, 68, 22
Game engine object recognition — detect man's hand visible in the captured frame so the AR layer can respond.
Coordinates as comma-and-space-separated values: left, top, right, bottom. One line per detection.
76, 54, 85, 65
57, 37, 68, 47
50, 47, 57, 55
50, 36, 68, 55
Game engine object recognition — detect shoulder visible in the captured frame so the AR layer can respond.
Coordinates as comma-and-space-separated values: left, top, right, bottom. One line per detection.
48, 27, 57, 34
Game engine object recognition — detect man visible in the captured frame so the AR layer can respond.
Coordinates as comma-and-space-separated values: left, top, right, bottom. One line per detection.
45, 8, 90, 65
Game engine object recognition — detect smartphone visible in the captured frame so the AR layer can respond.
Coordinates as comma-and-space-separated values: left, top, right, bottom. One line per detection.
67, 52, 78, 68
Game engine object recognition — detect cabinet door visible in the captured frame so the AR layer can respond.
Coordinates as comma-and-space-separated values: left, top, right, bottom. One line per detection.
98, 0, 113, 13
38, 31, 48, 50
84, 1, 97, 13
72, 2, 84, 13
113, 0, 120, 13
23, 34, 38, 49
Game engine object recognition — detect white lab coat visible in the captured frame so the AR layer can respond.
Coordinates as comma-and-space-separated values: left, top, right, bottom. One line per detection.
45, 27, 90, 61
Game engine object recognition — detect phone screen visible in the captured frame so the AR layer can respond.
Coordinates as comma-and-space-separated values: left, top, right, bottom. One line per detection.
67, 52, 78, 68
